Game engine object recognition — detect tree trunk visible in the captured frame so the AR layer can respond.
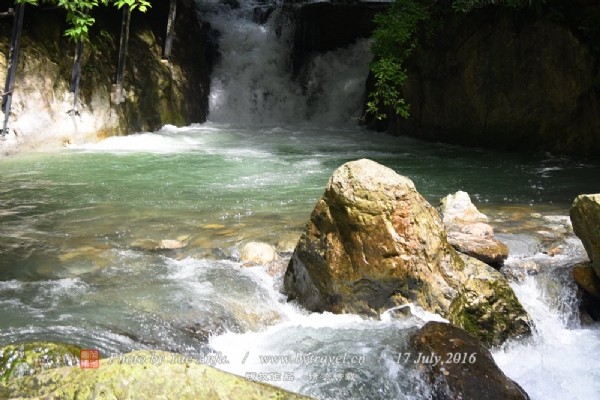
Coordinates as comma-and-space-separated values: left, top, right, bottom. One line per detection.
2, 3, 25, 135
113, 5, 131, 104
69, 39, 84, 114
163, 0, 177, 61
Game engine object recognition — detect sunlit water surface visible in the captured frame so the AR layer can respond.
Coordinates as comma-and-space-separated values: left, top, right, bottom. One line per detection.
1, 124, 600, 399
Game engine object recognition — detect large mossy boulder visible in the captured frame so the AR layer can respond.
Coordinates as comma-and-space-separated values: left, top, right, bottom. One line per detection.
571, 194, 600, 278
2, 350, 310, 400
410, 322, 530, 400
284, 159, 531, 346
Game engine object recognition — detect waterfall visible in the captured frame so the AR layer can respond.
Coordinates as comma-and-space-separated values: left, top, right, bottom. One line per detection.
197, 1, 372, 126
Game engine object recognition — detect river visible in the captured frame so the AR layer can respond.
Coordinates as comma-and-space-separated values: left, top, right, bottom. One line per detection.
1, 0, 600, 398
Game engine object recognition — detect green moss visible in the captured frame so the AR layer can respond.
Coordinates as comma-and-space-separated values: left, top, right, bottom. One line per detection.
0, 342, 81, 384
4, 350, 311, 399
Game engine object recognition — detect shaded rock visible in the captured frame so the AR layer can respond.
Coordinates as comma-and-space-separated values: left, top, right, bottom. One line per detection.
1, 342, 81, 383
573, 261, 600, 299
284, 159, 531, 345
440, 192, 509, 267
3, 350, 310, 400
392, 4, 600, 157
410, 322, 530, 400
571, 194, 600, 277
240, 242, 280, 265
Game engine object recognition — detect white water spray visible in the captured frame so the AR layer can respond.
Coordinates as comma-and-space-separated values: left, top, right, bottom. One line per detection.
200, 1, 372, 125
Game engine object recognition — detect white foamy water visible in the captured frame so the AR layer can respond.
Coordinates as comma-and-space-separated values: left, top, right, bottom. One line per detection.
203, 1, 371, 125
493, 277, 600, 399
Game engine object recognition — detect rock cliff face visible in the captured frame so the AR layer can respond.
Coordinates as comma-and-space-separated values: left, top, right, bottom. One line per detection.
0, 0, 209, 156
284, 159, 531, 346
392, 4, 600, 156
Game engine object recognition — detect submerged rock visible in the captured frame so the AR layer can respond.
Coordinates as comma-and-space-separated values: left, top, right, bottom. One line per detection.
571, 194, 600, 278
410, 322, 530, 400
440, 191, 509, 267
3, 350, 310, 400
130, 238, 185, 252
284, 159, 530, 346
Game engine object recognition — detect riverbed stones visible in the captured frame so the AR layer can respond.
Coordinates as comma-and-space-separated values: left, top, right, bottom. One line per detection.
284, 159, 531, 346
571, 194, 600, 278
2, 350, 310, 400
240, 242, 280, 265
410, 322, 530, 400
439, 191, 509, 267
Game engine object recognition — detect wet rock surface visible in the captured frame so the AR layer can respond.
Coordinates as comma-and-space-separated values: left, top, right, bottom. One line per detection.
410, 322, 530, 400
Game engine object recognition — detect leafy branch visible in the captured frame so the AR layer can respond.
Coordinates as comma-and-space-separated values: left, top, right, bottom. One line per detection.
15, 0, 152, 41
367, 0, 430, 121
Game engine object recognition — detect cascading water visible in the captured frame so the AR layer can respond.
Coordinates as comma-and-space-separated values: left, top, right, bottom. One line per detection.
201, 0, 372, 125
1, 1, 600, 399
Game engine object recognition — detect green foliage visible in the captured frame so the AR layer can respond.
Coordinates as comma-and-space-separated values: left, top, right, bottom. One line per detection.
368, 0, 552, 120
15, 0, 152, 41
367, 0, 430, 121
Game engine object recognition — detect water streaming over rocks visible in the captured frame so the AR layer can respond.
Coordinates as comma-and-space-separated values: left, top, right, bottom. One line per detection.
1, 0, 600, 398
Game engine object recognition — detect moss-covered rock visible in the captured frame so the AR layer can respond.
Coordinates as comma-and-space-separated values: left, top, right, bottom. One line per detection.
284, 159, 531, 346
449, 254, 531, 346
3, 350, 311, 400
0, 342, 81, 384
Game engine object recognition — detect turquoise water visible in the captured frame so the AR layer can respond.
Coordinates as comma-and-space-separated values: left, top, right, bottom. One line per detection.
1, 123, 600, 399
